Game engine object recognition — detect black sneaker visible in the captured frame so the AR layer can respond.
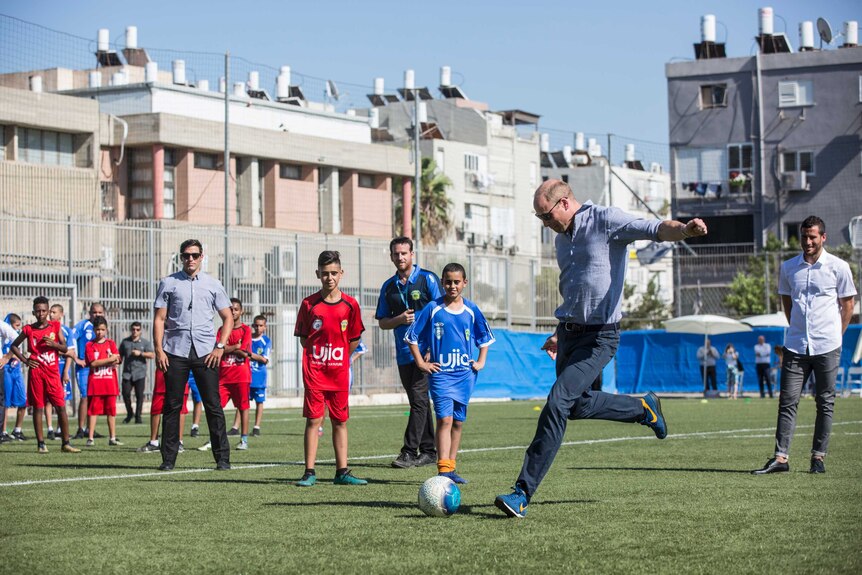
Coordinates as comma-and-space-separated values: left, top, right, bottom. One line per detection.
73, 429, 86, 440
809, 458, 826, 474
752, 458, 789, 475
92, 431, 105, 439
158, 462, 175, 471
122, 416, 133, 424
216, 461, 231, 471
12, 430, 27, 441
135, 417, 143, 424
190, 427, 199, 438
0, 432, 12, 443
227, 428, 239, 436
252, 427, 261, 437
391, 451, 417, 469
47, 429, 56, 441
415, 452, 437, 467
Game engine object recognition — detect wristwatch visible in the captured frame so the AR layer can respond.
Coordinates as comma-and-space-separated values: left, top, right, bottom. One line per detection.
216, 343, 225, 350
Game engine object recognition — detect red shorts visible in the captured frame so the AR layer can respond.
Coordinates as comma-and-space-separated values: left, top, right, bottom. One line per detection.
88, 395, 117, 416
303, 388, 349, 422
220, 382, 250, 410
151, 392, 190, 415
27, 370, 65, 409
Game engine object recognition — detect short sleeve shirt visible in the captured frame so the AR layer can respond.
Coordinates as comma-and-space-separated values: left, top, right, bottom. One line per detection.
22, 321, 63, 378
119, 337, 153, 381
375, 265, 443, 365
217, 324, 252, 385
72, 319, 95, 373
86, 339, 120, 396
295, 292, 364, 391
250, 335, 272, 389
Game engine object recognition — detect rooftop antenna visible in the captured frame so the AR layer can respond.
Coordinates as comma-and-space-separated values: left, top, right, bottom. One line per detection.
817, 17, 833, 49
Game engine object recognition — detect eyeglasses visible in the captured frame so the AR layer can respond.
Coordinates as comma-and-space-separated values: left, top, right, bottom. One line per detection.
180, 252, 202, 261
535, 196, 565, 221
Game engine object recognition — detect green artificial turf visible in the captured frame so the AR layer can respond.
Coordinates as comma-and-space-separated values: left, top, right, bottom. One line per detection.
1, 398, 860, 574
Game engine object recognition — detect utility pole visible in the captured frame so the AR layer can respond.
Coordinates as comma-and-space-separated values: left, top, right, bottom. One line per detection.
413, 93, 421, 263
224, 51, 231, 294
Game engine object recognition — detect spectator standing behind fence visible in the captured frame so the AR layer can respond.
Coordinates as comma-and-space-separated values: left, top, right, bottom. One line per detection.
753, 216, 856, 475
754, 336, 773, 398
724, 343, 743, 399
118, 322, 154, 424
697, 339, 720, 395
153, 239, 233, 472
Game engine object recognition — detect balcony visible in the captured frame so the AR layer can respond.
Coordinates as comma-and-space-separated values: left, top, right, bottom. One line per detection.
675, 176, 754, 214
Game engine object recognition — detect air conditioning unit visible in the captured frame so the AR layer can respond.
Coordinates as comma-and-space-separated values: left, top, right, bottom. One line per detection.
781, 170, 809, 191
225, 255, 250, 280
494, 235, 505, 248
464, 232, 477, 246
271, 245, 297, 279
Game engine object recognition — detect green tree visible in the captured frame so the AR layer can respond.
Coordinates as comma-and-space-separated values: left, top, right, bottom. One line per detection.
393, 157, 453, 246
622, 274, 671, 330
723, 232, 783, 316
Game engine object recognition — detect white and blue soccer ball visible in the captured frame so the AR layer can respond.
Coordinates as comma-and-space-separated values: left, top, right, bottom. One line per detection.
417, 476, 461, 517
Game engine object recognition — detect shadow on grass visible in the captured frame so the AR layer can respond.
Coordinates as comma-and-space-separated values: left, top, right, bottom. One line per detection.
569, 465, 751, 474
265, 499, 598, 519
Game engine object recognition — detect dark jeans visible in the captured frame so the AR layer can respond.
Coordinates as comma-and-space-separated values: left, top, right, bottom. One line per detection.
122, 377, 145, 419
516, 326, 644, 499
756, 363, 773, 398
397, 362, 436, 456
162, 347, 229, 466
700, 366, 717, 391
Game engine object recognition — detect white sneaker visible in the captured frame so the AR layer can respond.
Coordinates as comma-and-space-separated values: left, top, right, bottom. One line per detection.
236, 441, 248, 451
197, 441, 212, 451
178, 441, 185, 453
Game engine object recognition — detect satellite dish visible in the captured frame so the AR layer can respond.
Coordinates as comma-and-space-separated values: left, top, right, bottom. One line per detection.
326, 80, 340, 100
817, 17, 833, 47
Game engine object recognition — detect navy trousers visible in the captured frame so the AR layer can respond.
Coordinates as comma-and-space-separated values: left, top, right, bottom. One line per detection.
516, 326, 644, 499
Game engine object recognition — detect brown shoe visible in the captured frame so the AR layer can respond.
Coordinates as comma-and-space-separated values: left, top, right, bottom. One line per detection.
62, 444, 81, 454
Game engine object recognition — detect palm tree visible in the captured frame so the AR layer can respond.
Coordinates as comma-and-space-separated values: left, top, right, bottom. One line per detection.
393, 157, 453, 246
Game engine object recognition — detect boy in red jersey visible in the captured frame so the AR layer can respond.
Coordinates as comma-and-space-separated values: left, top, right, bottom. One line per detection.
217, 298, 252, 450
85, 316, 122, 446
293, 250, 366, 486
8, 296, 80, 454
137, 369, 189, 453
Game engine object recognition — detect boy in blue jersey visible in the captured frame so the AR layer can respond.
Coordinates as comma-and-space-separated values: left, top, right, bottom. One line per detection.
2, 314, 27, 442
405, 263, 494, 484
248, 315, 271, 436
71, 303, 105, 438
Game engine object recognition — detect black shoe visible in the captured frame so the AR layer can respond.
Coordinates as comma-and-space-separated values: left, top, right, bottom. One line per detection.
227, 428, 239, 436
158, 462, 175, 471
92, 431, 105, 439
252, 427, 261, 437
73, 429, 86, 440
809, 458, 826, 474
135, 417, 143, 424
391, 451, 417, 469
47, 429, 56, 441
12, 430, 28, 441
216, 461, 231, 471
415, 452, 438, 467
752, 458, 789, 475
0, 432, 12, 443
122, 416, 133, 424
190, 427, 199, 438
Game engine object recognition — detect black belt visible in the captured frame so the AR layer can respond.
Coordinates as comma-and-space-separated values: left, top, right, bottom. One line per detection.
560, 321, 619, 333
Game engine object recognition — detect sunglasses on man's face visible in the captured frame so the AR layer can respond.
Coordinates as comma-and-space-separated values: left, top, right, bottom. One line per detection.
535, 196, 564, 222
180, 252, 202, 261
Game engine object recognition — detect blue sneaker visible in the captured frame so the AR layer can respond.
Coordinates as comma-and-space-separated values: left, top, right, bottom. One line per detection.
439, 471, 468, 485
494, 485, 528, 518
640, 391, 667, 439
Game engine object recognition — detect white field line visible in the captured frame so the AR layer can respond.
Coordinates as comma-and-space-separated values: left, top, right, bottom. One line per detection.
1, 420, 860, 489
264, 414, 407, 423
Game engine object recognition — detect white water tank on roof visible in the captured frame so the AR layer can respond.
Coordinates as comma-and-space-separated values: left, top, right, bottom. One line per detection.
89, 71, 102, 88
799, 21, 814, 50
701, 15, 716, 43
248, 71, 260, 90
172, 60, 186, 85
198, 79, 209, 91
145, 62, 158, 83
277, 67, 291, 99
97, 28, 110, 52
845, 21, 859, 46
404, 69, 415, 90
126, 26, 138, 49
540, 133, 550, 153
759, 7, 774, 35
373, 77, 384, 95
575, 132, 585, 151
440, 66, 451, 87
233, 82, 246, 98
369, 108, 380, 129
625, 144, 635, 163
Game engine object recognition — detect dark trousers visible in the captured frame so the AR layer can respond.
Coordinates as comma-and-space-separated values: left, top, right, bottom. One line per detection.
700, 366, 717, 391
517, 327, 644, 499
162, 347, 229, 466
756, 363, 773, 398
122, 377, 145, 419
397, 362, 436, 455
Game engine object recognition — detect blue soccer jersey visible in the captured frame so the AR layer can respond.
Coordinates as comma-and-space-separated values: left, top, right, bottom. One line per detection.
72, 319, 95, 371
404, 298, 494, 404
250, 334, 272, 389
58, 324, 74, 376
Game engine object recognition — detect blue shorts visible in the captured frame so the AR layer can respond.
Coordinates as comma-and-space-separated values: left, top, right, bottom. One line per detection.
4, 370, 26, 408
431, 394, 468, 422
250, 387, 266, 403
76, 368, 89, 397
188, 378, 202, 404
63, 380, 73, 402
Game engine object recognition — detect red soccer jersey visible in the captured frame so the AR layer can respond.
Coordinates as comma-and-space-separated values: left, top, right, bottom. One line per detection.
22, 321, 63, 377
294, 292, 364, 392
85, 339, 120, 396
217, 323, 252, 384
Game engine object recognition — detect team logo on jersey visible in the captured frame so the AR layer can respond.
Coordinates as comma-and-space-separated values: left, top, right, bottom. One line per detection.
312, 344, 344, 362
438, 349, 471, 369
341, 320, 348, 332
411, 290, 421, 301
48, 332, 56, 340
312, 318, 323, 331
464, 328, 470, 340
434, 322, 444, 340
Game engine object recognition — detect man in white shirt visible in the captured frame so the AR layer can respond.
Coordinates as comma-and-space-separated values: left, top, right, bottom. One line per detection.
753, 216, 856, 475
753, 335, 773, 398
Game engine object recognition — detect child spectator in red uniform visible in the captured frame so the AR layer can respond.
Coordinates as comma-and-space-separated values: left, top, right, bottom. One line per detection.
218, 298, 252, 450
84, 316, 122, 447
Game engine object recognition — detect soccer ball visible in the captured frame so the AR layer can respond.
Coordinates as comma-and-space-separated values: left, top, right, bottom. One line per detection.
417, 476, 461, 517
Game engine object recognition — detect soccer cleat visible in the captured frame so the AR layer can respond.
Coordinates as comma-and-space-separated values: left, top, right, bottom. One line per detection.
61, 443, 81, 454
158, 462, 175, 471
137, 442, 159, 453
197, 441, 212, 451
38, 443, 49, 454
495, 485, 529, 518
47, 429, 55, 441
333, 470, 367, 486
415, 452, 438, 467
391, 452, 417, 468
809, 458, 825, 474
0, 432, 12, 443
640, 392, 667, 439
236, 441, 248, 451
190, 427, 199, 438
296, 472, 317, 487
439, 471, 468, 485
227, 427, 239, 436
178, 441, 185, 453
85, 439, 95, 447
109, 438, 123, 446
12, 430, 27, 441
252, 427, 261, 437
73, 429, 86, 440
752, 458, 790, 475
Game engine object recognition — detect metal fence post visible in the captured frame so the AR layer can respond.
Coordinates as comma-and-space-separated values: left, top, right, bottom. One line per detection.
530, 259, 537, 330
467, 248, 474, 301
357, 237, 364, 391
763, 251, 770, 313
505, 257, 512, 329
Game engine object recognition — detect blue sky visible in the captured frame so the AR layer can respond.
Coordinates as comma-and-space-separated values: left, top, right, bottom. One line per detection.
3, 0, 858, 143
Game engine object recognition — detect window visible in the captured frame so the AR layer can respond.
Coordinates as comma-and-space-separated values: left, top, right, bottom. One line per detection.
0, 125, 5, 160
727, 143, 753, 194
128, 149, 153, 219
194, 152, 219, 170
529, 161, 537, 186
279, 163, 302, 180
700, 84, 727, 109
778, 80, 813, 107
464, 153, 479, 171
17, 127, 75, 166
358, 173, 375, 188
163, 148, 176, 219
781, 151, 814, 175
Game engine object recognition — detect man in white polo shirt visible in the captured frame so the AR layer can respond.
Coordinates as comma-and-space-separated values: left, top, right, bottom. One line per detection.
753, 216, 856, 475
